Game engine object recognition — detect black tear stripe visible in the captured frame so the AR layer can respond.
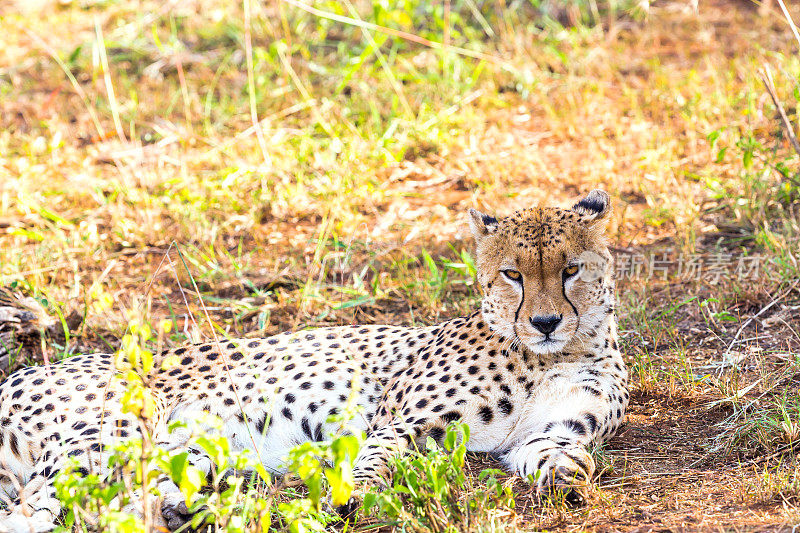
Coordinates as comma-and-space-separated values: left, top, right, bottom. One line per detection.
514, 281, 525, 323
561, 274, 580, 330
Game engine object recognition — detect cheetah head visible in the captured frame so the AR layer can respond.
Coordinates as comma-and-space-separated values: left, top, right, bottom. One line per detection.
469, 190, 614, 355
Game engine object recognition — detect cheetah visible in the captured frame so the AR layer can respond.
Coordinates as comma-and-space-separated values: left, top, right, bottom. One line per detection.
0, 190, 628, 532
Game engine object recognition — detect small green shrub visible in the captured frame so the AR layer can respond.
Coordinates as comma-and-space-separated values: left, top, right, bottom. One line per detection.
363, 423, 517, 533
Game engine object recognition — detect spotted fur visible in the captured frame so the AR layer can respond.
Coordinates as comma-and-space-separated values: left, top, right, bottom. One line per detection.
0, 190, 628, 532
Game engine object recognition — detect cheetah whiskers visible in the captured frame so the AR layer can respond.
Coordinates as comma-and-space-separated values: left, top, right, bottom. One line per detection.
503, 330, 524, 356
567, 325, 600, 352
569, 309, 613, 351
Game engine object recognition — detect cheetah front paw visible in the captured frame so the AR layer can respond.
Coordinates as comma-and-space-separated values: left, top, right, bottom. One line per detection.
334, 498, 360, 521
534, 449, 594, 505
161, 497, 192, 531
540, 463, 591, 505
333, 479, 391, 521
507, 443, 595, 506
333, 485, 370, 521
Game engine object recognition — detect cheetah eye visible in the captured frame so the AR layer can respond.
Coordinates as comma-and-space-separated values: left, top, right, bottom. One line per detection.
501, 269, 522, 282
563, 265, 580, 277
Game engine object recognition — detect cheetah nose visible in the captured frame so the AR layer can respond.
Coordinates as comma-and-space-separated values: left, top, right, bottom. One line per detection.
529, 314, 562, 335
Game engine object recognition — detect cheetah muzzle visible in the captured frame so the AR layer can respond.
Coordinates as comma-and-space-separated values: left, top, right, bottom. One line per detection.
0, 190, 629, 532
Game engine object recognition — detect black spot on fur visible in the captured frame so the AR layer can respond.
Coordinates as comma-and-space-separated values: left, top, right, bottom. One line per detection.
498, 398, 513, 415
566, 419, 587, 436
441, 411, 461, 423
301, 417, 313, 440
429, 426, 445, 441
585, 413, 598, 432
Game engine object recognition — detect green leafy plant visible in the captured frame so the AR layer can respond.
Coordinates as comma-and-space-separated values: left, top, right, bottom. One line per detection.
363, 423, 516, 532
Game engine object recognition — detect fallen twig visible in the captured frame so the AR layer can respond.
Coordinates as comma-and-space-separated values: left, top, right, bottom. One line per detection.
721, 279, 800, 360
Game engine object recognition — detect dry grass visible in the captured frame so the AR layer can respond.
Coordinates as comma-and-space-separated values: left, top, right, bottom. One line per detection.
2, 0, 800, 530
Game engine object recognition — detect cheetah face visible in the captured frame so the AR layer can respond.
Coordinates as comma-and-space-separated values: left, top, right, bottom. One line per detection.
469, 190, 614, 355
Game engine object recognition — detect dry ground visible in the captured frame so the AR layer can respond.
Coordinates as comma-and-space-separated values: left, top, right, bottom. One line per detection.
2, 0, 800, 530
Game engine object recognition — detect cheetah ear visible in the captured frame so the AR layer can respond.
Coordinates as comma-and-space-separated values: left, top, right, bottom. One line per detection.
571, 189, 611, 224
468, 208, 499, 241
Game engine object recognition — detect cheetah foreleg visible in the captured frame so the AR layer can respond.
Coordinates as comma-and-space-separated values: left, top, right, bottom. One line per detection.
336, 423, 412, 518
352, 435, 407, 485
